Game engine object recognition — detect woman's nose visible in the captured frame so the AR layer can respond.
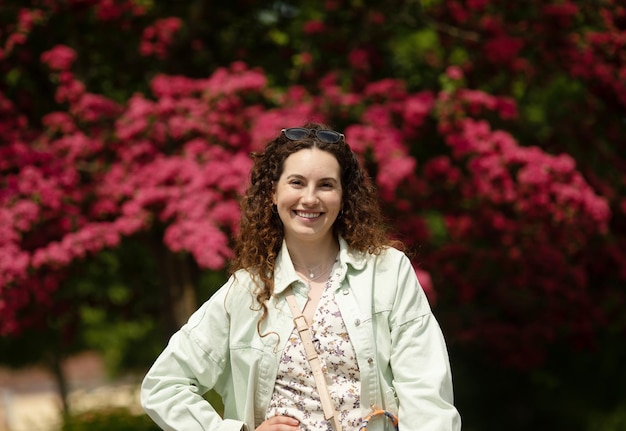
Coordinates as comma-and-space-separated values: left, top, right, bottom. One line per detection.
301, 187, 319, 205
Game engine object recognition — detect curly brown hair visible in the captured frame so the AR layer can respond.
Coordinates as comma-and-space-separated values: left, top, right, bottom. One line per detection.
230, 122, 399, 329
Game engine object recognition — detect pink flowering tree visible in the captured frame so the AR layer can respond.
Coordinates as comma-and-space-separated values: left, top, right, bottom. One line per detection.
1, 0, 625, 428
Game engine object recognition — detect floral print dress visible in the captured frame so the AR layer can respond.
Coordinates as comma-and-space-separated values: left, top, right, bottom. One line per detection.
267, 270, 362, 430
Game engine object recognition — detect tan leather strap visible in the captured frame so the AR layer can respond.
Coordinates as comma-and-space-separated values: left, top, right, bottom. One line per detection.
285, 288, 342, 431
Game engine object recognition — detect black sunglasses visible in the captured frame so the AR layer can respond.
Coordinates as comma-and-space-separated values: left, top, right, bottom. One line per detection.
281, 127, 345, 144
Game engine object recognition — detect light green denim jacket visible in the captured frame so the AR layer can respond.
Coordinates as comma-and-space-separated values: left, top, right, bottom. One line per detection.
141, 238, 461, 431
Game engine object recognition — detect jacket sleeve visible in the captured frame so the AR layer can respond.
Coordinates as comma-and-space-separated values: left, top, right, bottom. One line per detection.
140, 283, 245, 431
389, 253, 462, 431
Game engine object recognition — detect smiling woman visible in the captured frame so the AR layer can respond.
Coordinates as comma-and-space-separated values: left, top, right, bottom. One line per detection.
141, 122, 462, 431
272, 148, 343, 248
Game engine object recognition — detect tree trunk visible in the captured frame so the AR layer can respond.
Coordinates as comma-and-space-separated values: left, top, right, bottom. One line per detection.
49, 350, 70, 418
152, 239, 199, 340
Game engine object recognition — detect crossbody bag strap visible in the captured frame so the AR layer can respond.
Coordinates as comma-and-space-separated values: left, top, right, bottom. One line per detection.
285, 288, 342, 431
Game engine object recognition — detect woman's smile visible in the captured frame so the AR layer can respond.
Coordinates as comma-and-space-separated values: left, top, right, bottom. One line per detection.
294, 210, 323, 219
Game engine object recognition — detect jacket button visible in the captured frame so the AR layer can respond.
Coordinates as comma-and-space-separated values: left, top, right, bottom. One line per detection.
354, 319, 361, 326
368, 357, 374, 365
343, 289, 349, 295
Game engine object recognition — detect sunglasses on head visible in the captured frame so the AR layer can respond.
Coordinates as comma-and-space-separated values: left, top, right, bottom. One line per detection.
281, 127, 345, 144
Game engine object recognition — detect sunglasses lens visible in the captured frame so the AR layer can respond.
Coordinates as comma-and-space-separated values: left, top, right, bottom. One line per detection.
316, 130, 343, 143
283, 128, 310, 141
282, 128, 344, 144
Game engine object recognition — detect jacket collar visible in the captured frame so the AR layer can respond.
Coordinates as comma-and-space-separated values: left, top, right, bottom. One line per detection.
273, 236, 367, 296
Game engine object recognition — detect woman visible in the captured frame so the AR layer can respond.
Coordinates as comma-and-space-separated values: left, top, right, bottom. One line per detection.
141, 122, 462, 431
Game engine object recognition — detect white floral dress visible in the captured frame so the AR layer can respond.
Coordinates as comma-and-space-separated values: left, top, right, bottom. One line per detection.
267, 270, 362, 430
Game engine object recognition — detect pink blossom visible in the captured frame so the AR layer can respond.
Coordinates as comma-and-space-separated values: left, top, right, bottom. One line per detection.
458, 89, 497, 113
139, 17, 183, 60
363, 79, 406, 99
362, 105, 392, 127
377, 156, 416, 200
414, 267, 436, 303
551, 154, 576, 174
50, 132, 102, 162
348, 48, 370, 71
150, 75, 200, 98
168, 115, 194, 139
17, 8, 44, 30
203, 64, 268, 97
446, 118, 494, 156
71, 93, 121, 121
466, 0, 488, 11
0, 245, 29, 285
90, 198, 117, 217
448, 0, 469, 23
5, 33, 27, 53
0, 210, 19, 244
54, 75, 86, 103
163, 221, 232, 270
403, 92, 435, 127
446, 65, 464, 80
484, 35, 525, 64
250, 107, 315, 151
114, 214, 148, 235
139, 40, 154, 57
480, 15, 503, 34
121, 201, 145, 218
94, 0, 125, 21
10, 200, 39, 231
31, 241, 71, 268
445, 215, 473, 240
115, 95, 155, 140
210, 200, 241, 230
41, 45, 77, 71
495, 97, 518, 119
42, 112, 76, 134
303, 20, 325, 35
344, 124, 378, 154
423, 156, 461, 184
542, 2, 579, 26
517, 164, 550, 186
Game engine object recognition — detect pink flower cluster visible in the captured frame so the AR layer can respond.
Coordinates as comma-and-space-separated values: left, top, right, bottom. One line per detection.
314, 67, 614, 367
0, 61, 270, 334
567, 10, 626, 105
40, 44, 76, 71
139, 17, 183, 60
446, 117, 610, 232
93, 0, 147, 21
0, 8, 44, 59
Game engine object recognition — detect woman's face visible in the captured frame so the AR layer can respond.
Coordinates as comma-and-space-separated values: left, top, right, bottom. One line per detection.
272, 148, 343, 245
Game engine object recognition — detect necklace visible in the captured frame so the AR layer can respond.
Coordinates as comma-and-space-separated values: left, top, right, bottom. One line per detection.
293, 257, 337, 282
292, 246, 339, 282
293, 261, 329, 280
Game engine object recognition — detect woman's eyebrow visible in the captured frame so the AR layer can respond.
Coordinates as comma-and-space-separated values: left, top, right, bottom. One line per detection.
285, 174, 339, 182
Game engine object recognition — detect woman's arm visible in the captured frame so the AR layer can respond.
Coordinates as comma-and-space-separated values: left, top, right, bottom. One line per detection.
141, 289, 245, 431
389, 254, 462, 431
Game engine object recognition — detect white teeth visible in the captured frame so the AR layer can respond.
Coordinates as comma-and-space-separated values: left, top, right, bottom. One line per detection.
296, 211, 320, 219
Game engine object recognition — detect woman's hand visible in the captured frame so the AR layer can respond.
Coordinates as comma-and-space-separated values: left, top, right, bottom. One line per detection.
255, 415, 301, 431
